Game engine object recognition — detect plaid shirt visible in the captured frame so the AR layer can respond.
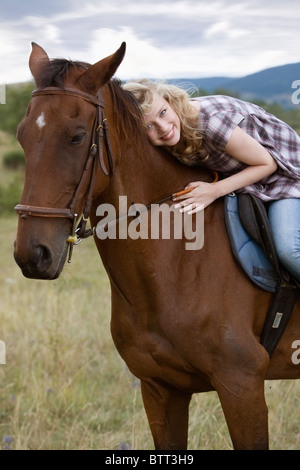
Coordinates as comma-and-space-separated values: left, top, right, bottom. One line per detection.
195, 95, 300, 201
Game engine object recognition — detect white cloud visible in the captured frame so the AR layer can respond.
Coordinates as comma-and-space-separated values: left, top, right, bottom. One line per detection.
1, 0, 300, 84
87, 27, 168, 79
24, 16, 61, 43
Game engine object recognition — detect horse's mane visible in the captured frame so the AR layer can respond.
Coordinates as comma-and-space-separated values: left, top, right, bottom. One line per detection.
36, 58, 90, 88
107, 79, 149, 148
36, 58, 149, 149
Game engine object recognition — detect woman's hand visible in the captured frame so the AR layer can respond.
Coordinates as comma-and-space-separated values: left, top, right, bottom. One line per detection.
173, 181, 218, 214
173, 127, 277, 215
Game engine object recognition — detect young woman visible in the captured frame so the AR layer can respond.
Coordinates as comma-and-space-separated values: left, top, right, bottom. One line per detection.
122, 79, 300, 280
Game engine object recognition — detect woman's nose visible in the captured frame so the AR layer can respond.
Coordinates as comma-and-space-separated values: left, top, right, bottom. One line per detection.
156, 121, 168, 134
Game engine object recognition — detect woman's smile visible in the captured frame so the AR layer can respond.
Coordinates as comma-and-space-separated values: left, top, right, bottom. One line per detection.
161, 126, 175, 142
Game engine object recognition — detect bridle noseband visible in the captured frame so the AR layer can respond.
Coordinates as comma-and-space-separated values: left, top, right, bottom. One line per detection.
15, 86, 114, 262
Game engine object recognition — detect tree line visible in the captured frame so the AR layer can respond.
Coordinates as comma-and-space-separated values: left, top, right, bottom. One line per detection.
0, 81, 300, 137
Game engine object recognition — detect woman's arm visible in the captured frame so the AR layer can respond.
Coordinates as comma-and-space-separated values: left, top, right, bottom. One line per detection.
174, 126, 278, 214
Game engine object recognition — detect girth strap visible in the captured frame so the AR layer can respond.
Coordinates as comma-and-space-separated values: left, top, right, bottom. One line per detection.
260, 284, 300, 357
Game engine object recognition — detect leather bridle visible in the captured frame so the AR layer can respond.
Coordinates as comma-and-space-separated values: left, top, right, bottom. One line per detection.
15, 86, 114, 261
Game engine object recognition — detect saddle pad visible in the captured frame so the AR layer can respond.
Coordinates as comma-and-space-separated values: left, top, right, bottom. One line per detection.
224, 194, 279, 293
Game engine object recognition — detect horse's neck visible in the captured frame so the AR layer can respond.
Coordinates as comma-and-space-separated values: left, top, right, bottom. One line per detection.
109, 142, 209, 207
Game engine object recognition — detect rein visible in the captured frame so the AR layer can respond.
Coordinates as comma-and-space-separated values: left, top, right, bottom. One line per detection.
15, 86, 114, 262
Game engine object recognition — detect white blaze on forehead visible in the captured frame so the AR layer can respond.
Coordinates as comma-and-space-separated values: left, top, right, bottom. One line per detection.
36, 112, 46, 129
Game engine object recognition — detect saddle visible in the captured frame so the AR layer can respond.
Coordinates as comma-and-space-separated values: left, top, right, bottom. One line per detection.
224, 193, 300, 357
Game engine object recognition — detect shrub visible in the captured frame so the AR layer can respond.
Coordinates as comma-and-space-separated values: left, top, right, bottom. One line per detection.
3, 150, 25, 170
0, 82, 34, 136
0, 176, 23, 214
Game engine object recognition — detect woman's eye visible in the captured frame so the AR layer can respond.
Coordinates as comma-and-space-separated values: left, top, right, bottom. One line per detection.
160, 109, 166, 117
70, 133, 86, 145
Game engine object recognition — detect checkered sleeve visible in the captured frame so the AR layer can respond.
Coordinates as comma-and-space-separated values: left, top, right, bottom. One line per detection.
204, 113, 245, 150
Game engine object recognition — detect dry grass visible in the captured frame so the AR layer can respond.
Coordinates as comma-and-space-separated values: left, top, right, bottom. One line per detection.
1, 216, 300, 450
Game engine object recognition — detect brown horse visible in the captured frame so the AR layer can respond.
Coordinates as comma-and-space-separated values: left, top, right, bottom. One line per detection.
14, 42, 300, 450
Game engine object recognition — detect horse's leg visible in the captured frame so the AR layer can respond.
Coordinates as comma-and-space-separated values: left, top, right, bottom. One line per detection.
214, 349, 269, 450
140, 379, 191, 450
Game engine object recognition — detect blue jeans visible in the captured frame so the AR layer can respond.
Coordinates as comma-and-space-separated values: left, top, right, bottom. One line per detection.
268, 198, 300, 281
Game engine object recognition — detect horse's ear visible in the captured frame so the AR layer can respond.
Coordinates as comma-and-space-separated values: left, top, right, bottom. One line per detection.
78, 42, 126, 92
29, 43, 50, 85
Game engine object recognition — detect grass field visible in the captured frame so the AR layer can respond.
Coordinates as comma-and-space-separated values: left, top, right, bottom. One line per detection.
0, 216, 300, 450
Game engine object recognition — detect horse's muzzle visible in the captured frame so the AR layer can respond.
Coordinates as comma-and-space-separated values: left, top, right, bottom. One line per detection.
13, 240, 62, 280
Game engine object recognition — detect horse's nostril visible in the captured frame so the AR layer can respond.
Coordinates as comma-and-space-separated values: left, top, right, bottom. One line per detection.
36, 244, 53, 271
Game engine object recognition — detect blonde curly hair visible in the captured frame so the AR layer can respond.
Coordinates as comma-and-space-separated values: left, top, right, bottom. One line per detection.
122, 79, 209, 165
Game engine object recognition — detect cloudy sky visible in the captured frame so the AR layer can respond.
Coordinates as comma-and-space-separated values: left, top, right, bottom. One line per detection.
1, 0, 300, 84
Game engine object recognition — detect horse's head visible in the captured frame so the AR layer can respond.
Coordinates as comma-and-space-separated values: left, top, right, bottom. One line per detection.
13, 42, 126, 279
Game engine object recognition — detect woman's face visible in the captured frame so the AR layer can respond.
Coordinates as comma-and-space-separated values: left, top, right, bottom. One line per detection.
143, 94, 181, 146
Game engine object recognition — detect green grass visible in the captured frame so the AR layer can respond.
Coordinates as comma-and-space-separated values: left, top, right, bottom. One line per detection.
1, 216, 300, 450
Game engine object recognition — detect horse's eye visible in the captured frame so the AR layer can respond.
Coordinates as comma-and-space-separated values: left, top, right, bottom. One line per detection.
70, 133, 86, 145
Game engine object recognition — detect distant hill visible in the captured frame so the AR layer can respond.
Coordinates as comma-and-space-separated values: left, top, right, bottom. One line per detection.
170, 62, 300, 108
